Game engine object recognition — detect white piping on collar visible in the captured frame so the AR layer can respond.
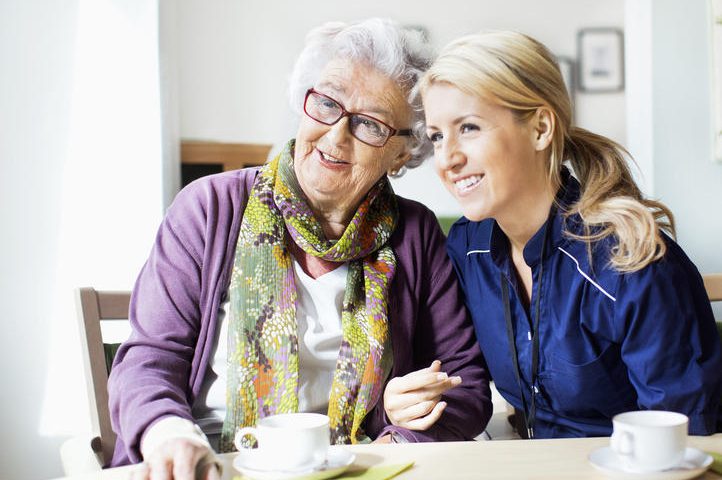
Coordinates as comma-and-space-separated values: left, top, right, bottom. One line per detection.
467, 249, 491, 256
557, 246, 616, 302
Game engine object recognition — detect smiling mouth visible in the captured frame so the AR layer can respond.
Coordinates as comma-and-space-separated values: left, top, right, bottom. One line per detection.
454, 175, 483, 193
318, 149, 348, 165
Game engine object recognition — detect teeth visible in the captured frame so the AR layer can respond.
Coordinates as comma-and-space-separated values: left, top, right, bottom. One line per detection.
454, 175, 482, 191
321, 152, 344, 164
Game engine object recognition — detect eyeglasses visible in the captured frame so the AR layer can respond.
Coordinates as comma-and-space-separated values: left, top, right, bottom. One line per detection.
303, 88, 411, 147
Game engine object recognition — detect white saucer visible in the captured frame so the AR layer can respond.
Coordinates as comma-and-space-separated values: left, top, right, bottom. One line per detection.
588, 446, 713, 479
233, 445, 355, 480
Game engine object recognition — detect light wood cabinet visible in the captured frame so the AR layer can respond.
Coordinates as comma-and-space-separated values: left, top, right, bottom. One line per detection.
180, 140, 272, 186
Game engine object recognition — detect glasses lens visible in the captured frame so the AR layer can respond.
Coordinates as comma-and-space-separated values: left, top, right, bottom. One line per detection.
306, 91, 342, 124
350, 115, 391, 147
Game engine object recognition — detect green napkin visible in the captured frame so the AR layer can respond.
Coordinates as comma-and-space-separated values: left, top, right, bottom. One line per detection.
232, 462, 414, 480
338, 462, 414, 480
709, 451, 722, 475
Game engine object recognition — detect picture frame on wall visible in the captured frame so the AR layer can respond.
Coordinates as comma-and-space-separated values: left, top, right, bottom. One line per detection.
577, 28, 624, 92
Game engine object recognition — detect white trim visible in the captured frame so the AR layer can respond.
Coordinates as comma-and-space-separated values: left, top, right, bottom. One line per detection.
467, 249, 491, 256
557, 247, 617, 302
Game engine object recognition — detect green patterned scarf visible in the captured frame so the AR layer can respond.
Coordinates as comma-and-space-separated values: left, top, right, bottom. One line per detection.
219, 139, 397, 451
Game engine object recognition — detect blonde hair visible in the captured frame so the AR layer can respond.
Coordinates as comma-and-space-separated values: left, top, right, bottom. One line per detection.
418, 31, 675, 272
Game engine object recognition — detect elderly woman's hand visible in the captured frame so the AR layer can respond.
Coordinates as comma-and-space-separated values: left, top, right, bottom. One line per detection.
131, 438, 220, 480
383, 360, 462, 430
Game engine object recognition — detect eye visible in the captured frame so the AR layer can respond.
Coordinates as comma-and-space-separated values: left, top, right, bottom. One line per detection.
316, 97, 340, 112
361, 117, 381, 131
353, 116, 385, 137
427, 131, 443, 144
460, 123, 480, 134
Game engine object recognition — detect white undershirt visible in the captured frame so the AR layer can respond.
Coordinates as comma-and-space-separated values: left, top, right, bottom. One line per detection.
189, 260, 347, 437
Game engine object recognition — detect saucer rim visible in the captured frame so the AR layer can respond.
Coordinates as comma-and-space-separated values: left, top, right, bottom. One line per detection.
233, 445, 355, 477
588, 445, 713, 476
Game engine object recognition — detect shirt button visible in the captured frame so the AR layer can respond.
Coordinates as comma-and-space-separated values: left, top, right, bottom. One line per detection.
533, 386, 539, 394
527, 331, 532, 341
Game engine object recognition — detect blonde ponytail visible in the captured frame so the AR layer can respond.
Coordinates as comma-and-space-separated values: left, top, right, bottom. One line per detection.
564, 127, 675, 272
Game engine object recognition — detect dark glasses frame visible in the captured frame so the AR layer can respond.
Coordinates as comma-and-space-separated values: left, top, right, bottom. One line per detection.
303, 88, 412, 147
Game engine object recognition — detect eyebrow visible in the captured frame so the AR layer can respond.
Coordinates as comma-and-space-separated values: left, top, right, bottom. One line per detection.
426, 114, 482, 130
317, 80, 346, 95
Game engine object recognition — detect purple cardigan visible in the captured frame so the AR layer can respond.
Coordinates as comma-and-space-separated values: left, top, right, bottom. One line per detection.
108, 168, 491, 466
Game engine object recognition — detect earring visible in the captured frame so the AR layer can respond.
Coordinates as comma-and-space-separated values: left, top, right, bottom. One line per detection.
388, 165, 407, 177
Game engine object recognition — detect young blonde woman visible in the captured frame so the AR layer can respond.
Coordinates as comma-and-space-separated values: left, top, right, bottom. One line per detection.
393, 31, 721, 438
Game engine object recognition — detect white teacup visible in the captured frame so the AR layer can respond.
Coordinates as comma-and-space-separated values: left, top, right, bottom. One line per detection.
610, 410, 688, 473
234, 413, 330, 471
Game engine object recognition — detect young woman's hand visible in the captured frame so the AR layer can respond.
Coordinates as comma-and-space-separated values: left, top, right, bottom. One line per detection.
383, 360, 462, 430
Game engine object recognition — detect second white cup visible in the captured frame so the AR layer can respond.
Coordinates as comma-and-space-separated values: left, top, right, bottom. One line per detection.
234, 412, 330, 471
610, 410, 688, 473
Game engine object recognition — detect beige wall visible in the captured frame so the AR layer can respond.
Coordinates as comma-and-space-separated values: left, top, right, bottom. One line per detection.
647, 0, 722, 299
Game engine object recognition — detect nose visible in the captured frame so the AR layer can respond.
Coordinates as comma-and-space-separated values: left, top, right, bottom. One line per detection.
325, 115, 353, 147
437, 136, 465, 172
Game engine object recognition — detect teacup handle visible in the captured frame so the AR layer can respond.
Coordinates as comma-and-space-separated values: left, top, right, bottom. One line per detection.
234, 426, 259, 451
611, 431, 634, 457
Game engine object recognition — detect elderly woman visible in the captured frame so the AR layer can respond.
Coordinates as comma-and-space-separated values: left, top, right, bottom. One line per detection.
413, 30, 721, 439
108, 18, 491, 479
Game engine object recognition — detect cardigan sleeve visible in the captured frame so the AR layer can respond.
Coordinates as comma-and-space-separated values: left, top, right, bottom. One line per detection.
108, 170, 255, 465
108, 181, 209, 464
615, 240, 722, 434
375, 207, 492, 442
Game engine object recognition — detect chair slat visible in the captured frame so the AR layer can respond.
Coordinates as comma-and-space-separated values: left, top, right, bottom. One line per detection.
76, 287, 130, 467
703, 273, 722, 302
97, 291, 132, 319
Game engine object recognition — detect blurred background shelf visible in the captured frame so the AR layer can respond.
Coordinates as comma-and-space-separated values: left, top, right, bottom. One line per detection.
180, 140, 272, 187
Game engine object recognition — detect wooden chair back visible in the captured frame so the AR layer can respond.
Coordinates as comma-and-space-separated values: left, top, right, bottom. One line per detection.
76, 287, 131, 467
703, 273, 722, 302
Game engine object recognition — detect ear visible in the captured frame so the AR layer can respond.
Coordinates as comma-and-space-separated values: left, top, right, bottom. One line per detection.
388, 148, 412, 176
532, 107, 555, 151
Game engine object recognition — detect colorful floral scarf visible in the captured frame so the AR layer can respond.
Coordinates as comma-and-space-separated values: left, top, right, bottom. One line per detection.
219, 139, 397, 451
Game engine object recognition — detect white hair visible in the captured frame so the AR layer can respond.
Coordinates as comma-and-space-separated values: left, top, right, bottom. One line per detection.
288, 18, 433, 170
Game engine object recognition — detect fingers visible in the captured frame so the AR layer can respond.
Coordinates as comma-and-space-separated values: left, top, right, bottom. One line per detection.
386, 375, 461, 411
417, 360, 442, 374
402, 371, 455, 392
143, 438, 214, 480
390, 360, 440, 390
200, 462, 221, 480
171, 442, 208, 480
393, 361, 448, 391
404, 401, 448, 431
387, 368, 462, 396
147, 454, 172, 480
397, 398, 441, 420
383, 360, 464, 431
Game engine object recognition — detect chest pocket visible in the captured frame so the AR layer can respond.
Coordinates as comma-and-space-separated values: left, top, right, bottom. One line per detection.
538, 343, 636, 418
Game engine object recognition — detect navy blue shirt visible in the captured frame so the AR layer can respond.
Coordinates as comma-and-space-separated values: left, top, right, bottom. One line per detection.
446, 173, 721, 437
